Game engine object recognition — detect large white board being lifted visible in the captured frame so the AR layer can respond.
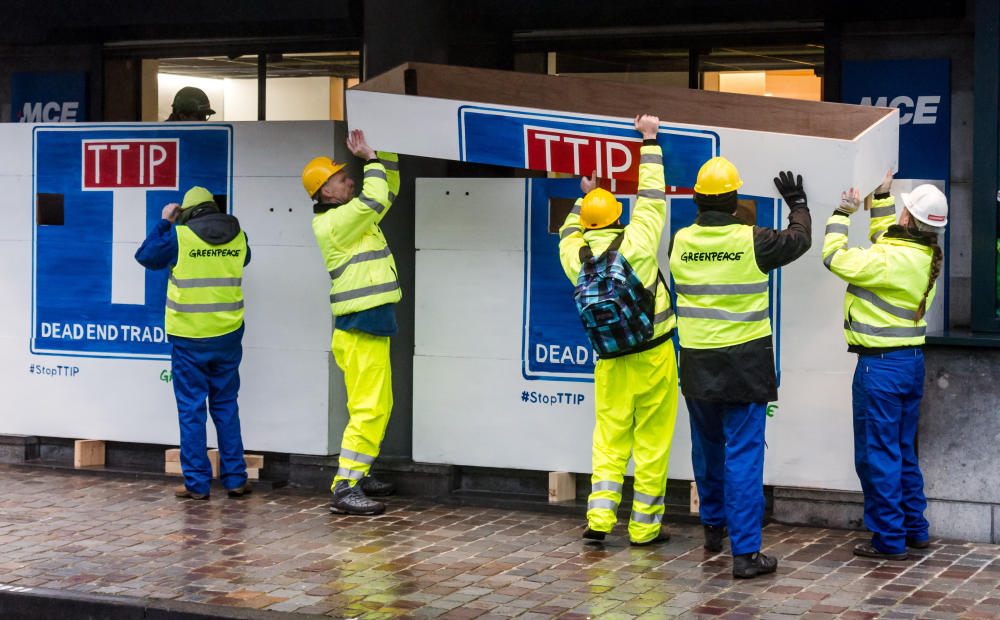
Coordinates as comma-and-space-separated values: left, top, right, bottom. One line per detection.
0, 121, 349, 455
364, 63, 903, 492
413, 176, 938, 492
347, 62, 899, 200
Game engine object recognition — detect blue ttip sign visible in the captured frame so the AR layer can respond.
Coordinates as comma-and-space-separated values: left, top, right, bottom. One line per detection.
31, 124, 233, 359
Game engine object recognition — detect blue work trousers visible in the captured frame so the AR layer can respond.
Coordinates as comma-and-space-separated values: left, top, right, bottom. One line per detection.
853, 349, 928, 554
172, 340, 247, 495
688, 399, 766, 556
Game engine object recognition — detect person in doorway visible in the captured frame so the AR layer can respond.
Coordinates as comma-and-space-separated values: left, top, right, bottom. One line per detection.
135, 186, 252, 500
669, 160, 811, 578
558, 114, 678, 546
822, 172, 946, 560
302, 129, 401, 516
166, 86, 215, 121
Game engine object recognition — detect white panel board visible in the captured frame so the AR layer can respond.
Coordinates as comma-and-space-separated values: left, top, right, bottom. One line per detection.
1, 121, 342, 455
414, 178, 524, 251
348, 90, 898, 204
414, 178, 868, 491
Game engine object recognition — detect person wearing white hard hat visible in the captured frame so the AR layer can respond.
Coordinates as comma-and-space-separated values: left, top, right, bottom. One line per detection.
821, 171, 947, 561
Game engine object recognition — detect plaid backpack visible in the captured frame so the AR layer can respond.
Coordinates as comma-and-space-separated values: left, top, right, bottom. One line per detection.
574, 232, 664, 359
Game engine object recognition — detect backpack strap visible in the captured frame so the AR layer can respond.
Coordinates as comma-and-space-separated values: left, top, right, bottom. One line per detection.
578, 231, 626, 265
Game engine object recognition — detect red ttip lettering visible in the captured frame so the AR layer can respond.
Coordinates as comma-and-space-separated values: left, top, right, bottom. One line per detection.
82, 139, 178, 189
525, 128, 641, 181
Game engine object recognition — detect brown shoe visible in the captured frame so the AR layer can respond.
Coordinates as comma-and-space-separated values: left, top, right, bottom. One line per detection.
174, 484, 209, 500
227, 483, 253, 498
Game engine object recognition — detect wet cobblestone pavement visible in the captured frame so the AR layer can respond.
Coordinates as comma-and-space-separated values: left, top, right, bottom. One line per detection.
2, 466, 1000, 619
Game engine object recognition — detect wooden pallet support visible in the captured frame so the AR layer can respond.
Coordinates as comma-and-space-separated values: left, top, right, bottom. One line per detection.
548, 471, 576, 503
74, 439, 105, 468
165, 448, 262, 480
690, 481, 700, 514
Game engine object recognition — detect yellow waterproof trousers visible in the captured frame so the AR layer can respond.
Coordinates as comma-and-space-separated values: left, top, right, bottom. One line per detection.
330, 329, 392, 488
587, 339, 679, 543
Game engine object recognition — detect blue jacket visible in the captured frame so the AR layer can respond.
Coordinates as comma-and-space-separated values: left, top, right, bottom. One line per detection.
135, 215, 251, 349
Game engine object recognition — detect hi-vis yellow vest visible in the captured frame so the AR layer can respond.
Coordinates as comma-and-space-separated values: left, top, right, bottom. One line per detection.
165, 225, 246, 338
670, 223, 771, 349
822, 208, 934, 348
312, 155, 402, 316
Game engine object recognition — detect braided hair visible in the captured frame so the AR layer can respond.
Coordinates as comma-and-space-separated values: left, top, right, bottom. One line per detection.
907, 219, 943, 323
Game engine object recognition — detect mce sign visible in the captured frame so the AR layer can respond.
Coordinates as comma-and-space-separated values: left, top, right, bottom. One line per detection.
859, 95, 940, 126
11, 71, 87, 123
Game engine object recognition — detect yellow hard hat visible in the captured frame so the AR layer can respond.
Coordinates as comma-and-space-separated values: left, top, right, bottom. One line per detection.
302, 156, 346, 197
181, 186, 215, 209
694, 156, 743, 195
580, 188, 623, 229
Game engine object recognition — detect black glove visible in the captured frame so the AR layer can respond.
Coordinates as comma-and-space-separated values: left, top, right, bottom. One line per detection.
773, 171, 807, 208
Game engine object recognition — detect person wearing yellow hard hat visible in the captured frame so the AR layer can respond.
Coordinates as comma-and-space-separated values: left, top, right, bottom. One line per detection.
135, 186, 252, 500
668, 158, 811, 578
822, 172, 947, 561
302, 129, 401, 516
558, 114, 678, 546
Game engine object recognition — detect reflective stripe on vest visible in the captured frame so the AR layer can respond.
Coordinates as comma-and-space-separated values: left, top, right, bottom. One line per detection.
840, 236, 934, 348
313, 215, 402, 316
843, 281, 930, 347
331, 280, 401, 304
328, 247, 393, 280
165, 225, 246, 338
670, 222, 770, 349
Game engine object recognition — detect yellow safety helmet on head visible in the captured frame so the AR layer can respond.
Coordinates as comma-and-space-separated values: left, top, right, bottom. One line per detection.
580, 188, 623, 229
302, 157, 347, 198
694, 156, 743, 195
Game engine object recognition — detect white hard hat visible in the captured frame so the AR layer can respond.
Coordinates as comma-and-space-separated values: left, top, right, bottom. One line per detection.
901, 184, 948, 227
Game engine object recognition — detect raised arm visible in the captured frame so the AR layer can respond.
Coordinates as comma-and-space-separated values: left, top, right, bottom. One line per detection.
558, 175, 595, 283
325, 130, 391, 248
868, 170, 896, 243
624, 114, 667, 250
754, 171, 812, 272
821, 186, 890, 287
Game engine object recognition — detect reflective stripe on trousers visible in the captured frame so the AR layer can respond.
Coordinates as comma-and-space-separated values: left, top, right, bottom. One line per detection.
588, 340, 678, 542
330, 329, 392, 488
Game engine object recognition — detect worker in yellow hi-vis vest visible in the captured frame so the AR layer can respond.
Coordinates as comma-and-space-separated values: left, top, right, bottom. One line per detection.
135, 186, 252, 501
823, 172, 946, 561
302, 129, 400, 516
558, 114, 678, 546
669, 162, 811, 578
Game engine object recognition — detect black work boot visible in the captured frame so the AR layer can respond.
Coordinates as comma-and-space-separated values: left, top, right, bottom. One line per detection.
329, 480, 385, 515
732, 551, 778, 579
360, 475, 396, 497
629, 527, 671, 546
853, 543, 907, 560
704, 524, 727, 552
582, 527, 607, 542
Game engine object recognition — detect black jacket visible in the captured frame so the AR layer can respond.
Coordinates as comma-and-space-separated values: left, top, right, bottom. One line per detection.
669, 206, 812, 402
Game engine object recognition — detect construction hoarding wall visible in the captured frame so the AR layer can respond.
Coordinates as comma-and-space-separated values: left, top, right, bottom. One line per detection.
353, 62, 916, 491
413, 177, 944, 492
1, 121, 344, 455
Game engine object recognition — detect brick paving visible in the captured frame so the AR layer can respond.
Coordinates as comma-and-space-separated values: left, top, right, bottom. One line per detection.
1, 466, 1000, 619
